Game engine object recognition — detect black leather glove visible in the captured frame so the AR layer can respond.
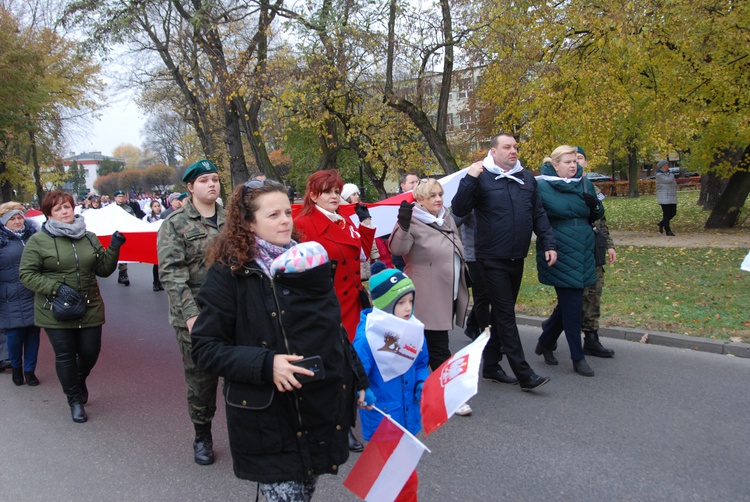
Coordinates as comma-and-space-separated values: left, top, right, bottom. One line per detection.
57, 283, 82, 303
582, 193, 599, 210
354, 203, 371, 222
398, 201, 413, 231
109, 231, 126, 250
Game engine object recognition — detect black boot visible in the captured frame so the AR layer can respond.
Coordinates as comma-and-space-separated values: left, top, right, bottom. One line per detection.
657, 222, 664, 234
348, 429, 364, 452
24, 372, 39, 386
666, 229, 676, 236
535, 343, 558, 365
583, 331, 615, 358
193, 423, 215, 465
573, 358, 595, 377
0, 359, 11, 371
80, 379, 89, 404
70, 401, 88, 423
153, 282, 164, 291
12, 367, 24, 385
118, 270, 130, 286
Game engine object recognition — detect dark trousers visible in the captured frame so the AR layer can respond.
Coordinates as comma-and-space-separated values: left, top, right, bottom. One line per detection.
46, 327, 102, 404
6, 326, 41, 372
152, 264, 161, 287
537, 287, 585, 361
465, 261, 491, 333
478, 258, 534, 381
659, 204, 677, 232
424, 330, 451, 371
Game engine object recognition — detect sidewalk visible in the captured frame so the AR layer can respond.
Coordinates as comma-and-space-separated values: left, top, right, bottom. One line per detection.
517, 314, 750, 359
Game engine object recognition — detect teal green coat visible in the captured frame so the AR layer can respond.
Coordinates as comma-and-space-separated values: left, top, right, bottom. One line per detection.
19, 226, 119, 328
535, 163, 604, 289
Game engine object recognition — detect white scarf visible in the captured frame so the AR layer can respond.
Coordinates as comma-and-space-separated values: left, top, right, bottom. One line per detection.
412, 204, 446, 227
314, 204, 344, 222
536, 174, 582, 184
482, 151, 525, 184
365, 308, 425, 382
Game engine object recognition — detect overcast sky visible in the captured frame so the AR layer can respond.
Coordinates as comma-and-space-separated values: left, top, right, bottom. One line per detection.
68, 88, 145, 158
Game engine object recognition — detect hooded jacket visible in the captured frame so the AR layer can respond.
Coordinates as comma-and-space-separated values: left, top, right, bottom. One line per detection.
19, 224, 119, 329
535, 162, 604, 289
0, 221, 37, 329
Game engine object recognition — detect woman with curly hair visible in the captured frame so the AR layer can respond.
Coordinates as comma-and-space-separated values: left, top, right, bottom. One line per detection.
191, 180, 370, 502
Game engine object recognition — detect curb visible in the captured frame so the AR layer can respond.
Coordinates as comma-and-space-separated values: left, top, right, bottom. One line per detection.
516, 315, 750, 359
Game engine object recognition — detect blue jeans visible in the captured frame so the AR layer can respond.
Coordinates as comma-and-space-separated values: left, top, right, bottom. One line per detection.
537, 287, 585, 361
6, 326, 41, 372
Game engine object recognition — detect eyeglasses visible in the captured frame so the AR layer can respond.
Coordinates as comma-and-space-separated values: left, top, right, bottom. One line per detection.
243, 178, 283, 194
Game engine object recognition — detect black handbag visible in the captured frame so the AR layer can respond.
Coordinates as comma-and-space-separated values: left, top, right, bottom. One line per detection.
52, 286, 86, 321
358, 287, 372, 309
593, 227, 608, 266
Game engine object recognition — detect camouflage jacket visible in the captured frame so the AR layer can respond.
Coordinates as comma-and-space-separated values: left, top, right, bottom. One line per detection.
157, 198, 225, 328
117, 202, 135, 216
592, 186, 615, 250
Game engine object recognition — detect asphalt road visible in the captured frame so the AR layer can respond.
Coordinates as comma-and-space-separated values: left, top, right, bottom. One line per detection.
2, 264, 749, 501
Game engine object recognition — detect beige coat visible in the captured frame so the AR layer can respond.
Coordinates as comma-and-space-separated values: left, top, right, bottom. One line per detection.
389, 212, 468, 331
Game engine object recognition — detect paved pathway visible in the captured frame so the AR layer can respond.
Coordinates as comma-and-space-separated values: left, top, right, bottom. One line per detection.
2, 264, 749, 501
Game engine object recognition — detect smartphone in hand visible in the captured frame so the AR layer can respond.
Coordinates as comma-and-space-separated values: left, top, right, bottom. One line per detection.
291, 356, 326, 384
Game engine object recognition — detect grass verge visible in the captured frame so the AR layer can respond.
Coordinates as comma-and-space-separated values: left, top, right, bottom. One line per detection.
602, 189, 749, 232
516, 246, 750, 342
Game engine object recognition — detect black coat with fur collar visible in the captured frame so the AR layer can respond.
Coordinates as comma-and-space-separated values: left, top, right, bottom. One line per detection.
191, 260, 368, 484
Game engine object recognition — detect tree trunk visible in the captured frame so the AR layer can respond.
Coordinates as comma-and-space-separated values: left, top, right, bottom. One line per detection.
627, 142, 639, 197
698, 146, 741, 209
28, 128, 45, 203
0, 161, 11, 202
384, 0, 458, 175
705, 144, 750, 228
697, 172, 728, 210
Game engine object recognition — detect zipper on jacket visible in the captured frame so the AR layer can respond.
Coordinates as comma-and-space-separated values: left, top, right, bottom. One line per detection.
71, 242, 83, 329
269, 277, 304, 429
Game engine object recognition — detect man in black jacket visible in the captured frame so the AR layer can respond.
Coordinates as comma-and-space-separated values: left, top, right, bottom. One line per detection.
452, 132, 557, 392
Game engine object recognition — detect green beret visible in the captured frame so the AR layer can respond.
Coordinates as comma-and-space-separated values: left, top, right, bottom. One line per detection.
182, 159, 218, 183
177, 192, 189, 201
575, 146, 586, 159
113, 190, 125, 197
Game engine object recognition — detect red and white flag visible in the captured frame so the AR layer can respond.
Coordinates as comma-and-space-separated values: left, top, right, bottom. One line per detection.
421, 332, 490, 436
344, 409, 430, 502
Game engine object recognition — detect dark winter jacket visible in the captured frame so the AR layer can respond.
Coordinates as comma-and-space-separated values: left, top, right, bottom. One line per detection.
19, 225, 119, 329
452, 168, 556, 260
0, 221, 37, 329
191, 260, 369, 484
535, 163, 604, 289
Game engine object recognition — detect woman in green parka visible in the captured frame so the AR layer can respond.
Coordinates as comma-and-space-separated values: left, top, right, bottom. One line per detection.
19, 191, 125, 423
533, 145, 604, 377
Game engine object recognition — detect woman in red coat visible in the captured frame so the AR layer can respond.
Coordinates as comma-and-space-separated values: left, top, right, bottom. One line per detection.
294, 170, 376, 341
294, 170, 375, 453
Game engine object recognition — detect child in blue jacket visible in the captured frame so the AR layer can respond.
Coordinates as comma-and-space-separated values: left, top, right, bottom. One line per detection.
353, 267, 429, 501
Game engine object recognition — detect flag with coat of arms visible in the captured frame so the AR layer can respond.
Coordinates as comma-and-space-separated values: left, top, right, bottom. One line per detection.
420, 331, 490, 436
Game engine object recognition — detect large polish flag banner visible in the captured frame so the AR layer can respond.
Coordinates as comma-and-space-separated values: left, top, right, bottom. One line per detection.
24, 166, 471, 265
421, 331, 490, 436
29, 204, 162, 265
344, 410, 430, 502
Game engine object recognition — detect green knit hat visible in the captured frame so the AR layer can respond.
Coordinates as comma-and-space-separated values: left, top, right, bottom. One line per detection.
370, 269, 416, 315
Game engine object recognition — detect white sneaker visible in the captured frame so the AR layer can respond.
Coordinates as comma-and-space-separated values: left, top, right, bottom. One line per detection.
455, 403, 472, 416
